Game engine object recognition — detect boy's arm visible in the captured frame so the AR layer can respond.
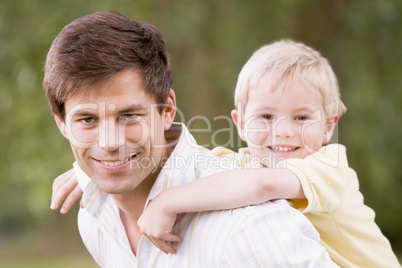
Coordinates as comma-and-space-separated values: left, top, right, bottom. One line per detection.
169, 168, 304, 212
137, 168, 304, 253
50, 168, 83, 214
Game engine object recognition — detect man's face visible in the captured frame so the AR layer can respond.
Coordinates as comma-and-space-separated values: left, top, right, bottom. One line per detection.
234, 75, 335, 167
56, 69, 174, 194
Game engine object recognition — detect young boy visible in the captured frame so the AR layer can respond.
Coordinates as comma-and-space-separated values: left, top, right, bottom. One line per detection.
51, 40, 400, 267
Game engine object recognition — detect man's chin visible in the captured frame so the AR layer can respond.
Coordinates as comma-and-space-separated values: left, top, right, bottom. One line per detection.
91, 176, 134, 195
99, 185, 133, 195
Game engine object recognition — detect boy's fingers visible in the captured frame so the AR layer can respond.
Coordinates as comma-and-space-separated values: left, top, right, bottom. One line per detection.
60, 185, 83, 214
151, 239, 176, 254
165, 233, 182, 243
51, 169, 75, 201
51, 172, 78, 210
161, 241, 175, 254
51, 181, 75, 210
151, 234, 181, 254
52, 169, 75, 190
52, 173, 69, 200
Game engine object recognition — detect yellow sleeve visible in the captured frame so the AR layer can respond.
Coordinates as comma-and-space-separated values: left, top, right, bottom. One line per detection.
285, 144, 351, 214
209, 147, 253, 168
208, 147, 236, 157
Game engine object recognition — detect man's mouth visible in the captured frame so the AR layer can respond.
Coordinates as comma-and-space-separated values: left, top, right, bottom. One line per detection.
99, 153, 138, 167
268, 146, 298, 152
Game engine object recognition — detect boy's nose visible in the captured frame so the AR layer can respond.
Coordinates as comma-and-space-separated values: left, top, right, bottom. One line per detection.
273, 116, 295, 138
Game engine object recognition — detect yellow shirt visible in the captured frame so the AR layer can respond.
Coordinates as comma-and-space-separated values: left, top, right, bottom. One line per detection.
210, 144, 400, 268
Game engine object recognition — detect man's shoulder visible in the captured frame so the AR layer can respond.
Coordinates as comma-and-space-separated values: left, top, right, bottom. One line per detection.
190, 200, 291, 246
191, 199, 324, 266
77, 207, 99, 241
225, 199, 298, 223
194, 199, 300, 232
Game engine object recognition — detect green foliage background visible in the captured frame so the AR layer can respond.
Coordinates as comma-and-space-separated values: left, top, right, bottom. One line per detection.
1, 0, 401, 265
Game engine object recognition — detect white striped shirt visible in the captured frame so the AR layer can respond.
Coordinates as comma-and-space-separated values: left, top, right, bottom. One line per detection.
75, 124, 338, 267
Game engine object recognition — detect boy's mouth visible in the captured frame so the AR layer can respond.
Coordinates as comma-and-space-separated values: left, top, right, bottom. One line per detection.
268, 146, 298, 152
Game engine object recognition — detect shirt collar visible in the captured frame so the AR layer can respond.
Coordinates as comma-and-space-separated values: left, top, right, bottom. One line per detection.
145, 123, 200, 208
74, 123, 200, 216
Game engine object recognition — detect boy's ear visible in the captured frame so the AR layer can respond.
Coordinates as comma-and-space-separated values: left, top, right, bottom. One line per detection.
231, 109, 246, 141
162, 89, 176, 130
323, 115, 340, 144
54, 114, 68, 139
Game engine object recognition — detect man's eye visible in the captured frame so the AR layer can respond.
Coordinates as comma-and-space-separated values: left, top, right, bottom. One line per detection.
119, 114, 138, 123
82, 118, 95, 124
125, 114, 137, 120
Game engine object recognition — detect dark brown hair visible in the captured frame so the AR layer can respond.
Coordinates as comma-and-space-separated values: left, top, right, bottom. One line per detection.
44, 11, 173, 118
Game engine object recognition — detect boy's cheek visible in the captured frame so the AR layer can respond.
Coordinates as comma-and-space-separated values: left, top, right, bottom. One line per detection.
244, 122, 270, 147
244, 132, 268, 149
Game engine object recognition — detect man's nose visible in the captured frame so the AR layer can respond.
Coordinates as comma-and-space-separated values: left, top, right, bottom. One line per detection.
98, 119, 126, 151
273, 116, 295, 138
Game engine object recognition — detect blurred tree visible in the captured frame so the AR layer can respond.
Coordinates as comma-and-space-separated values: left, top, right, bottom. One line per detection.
0, 0, 401, 261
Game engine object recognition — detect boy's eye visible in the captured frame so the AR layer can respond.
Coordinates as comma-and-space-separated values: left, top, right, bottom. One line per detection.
295, 116, 309, 121
262, 114, 274, 120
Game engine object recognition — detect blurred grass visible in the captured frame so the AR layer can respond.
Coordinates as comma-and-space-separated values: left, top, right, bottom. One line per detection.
0, 206, 400, 267
0, 257, 97, 268
0, 204, 98, 268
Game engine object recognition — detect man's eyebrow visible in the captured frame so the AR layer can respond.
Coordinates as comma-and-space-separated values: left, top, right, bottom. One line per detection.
117, 104, 148, 114
70, 104, 149, 117
71, 110, 97, 117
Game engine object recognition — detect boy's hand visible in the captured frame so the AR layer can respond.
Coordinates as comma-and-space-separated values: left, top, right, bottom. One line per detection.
51, 168, 83, 214
137, 195, 182, 254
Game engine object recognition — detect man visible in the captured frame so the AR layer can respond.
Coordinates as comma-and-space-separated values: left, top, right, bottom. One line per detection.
44, 11, 338, 267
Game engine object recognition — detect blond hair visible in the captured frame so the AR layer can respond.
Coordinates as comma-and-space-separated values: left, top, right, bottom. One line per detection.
234, 40, 346, 119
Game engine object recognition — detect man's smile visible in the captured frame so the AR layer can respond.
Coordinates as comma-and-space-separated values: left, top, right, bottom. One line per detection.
95, 153, 139, 167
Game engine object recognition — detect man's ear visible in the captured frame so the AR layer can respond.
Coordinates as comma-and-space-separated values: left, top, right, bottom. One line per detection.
54, 114, 68, 139
231, 109, 246, 141
323, 115, 340, 144
163, 89, 176, 130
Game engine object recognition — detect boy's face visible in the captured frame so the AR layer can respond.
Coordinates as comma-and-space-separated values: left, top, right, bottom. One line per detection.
55, 69, 175, 195
233, 76, 336, 167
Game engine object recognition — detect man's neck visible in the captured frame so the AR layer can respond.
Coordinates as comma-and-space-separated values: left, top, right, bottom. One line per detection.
109, 124, 182, 255
110, 164, 161, 256
111, 146, 176, 255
